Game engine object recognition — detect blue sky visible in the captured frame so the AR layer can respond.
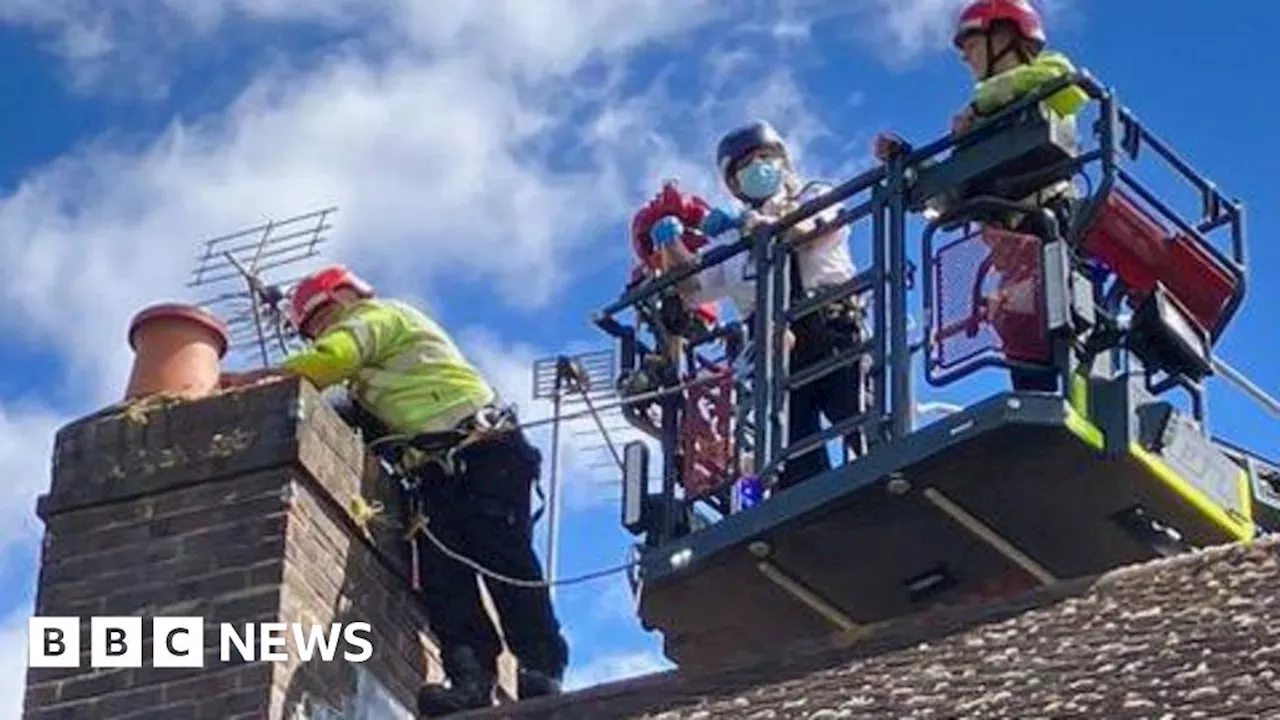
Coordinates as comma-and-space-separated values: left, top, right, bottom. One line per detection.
1, 0, 1278, 713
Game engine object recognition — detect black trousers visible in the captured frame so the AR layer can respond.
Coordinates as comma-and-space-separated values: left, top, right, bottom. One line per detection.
778, 323, 868, 491
411, 429, 569, 680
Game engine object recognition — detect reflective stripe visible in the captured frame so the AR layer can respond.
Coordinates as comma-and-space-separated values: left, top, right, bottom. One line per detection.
333, 317, 375, 362
355, 368, 398, 393
382, 343, 456, 372
382, 351, 419, 372
352, 365, 403, 405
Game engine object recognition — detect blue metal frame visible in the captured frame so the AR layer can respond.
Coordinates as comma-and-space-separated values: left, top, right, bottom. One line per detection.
632, 391, 1079, 584
592, 69, 1258, 563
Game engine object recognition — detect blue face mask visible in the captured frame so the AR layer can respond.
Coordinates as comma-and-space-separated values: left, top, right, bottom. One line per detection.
736, 158, 784, 201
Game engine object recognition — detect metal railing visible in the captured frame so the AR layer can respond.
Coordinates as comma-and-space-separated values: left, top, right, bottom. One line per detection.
595, 69, 1256, 548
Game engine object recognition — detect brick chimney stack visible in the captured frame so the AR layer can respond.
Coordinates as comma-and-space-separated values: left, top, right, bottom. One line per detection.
21, 377, 516, 718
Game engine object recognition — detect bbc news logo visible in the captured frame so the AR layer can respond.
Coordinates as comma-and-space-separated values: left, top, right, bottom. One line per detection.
29, 617, 373, 668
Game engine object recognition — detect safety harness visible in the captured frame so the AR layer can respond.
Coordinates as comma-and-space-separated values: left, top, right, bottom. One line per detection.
973, 23, 1036, 83
360, 403, 548, 591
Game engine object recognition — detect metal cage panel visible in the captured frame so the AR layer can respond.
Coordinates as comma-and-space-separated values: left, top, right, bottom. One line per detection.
679, 368, 737, 498
930, 225, 1050, 377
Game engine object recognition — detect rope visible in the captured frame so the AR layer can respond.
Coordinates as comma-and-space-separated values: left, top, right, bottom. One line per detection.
386, 510, 637, 589
352, 450, 641, 590
403, 513, 429, 541
420, 521, 638, 588
352, 481, 641, 589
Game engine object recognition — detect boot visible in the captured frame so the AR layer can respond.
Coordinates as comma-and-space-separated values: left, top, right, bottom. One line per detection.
418, 647, 496, 717
517, 667, 563, 699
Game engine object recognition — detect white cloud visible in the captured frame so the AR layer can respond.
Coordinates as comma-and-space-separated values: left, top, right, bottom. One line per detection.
0, 406, 61, 564
0, 0, 725, 97
0, 603, 33, 720
864, 0, 970, 63
0, 0, 1077, 99
563, 649, 673, 691
0, 6, 720, 407
858, 0, 1074, 66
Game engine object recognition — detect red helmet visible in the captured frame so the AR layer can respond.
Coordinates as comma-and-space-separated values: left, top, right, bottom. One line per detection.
630, 181, 712, 270
289, 264, 373, 331
954, 0, 1046, 51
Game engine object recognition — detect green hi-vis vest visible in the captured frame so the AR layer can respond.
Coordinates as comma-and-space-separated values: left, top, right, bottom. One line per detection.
330, 299, 496, 435
972, 51, 1089, 120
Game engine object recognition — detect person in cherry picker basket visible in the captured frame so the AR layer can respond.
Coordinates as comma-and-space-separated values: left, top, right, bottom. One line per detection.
628, 181, 742, 498
873, 0, 1090, 392
219, 265, 568, 716
655, 120, 869, 492
620, 183, 721, 436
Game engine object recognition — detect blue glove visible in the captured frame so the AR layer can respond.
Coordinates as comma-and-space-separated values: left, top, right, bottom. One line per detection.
650, 215, 684, 249
1083, 257, 1112, 284
699, 208, 741, 237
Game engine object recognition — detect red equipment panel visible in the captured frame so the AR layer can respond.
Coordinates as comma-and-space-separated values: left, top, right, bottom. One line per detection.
931, 225, 1051, 372
1081, 190, 1237, 336
679, 368, 736, 498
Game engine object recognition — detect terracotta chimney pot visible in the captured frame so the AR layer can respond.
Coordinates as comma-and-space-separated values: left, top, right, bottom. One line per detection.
125, 303, 230, 400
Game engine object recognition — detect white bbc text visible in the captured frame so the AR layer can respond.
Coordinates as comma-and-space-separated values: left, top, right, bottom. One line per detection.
28, 617, 374, 668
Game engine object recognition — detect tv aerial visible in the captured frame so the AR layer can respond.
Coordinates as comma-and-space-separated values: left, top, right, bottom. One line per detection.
531, 348, 635, 598
187, 206, 337, 368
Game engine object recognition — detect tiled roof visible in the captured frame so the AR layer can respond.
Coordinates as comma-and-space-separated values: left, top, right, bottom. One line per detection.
467, 537, 1280, 719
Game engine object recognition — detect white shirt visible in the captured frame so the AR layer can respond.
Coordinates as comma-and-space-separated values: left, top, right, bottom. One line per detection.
690, 182, 857, 317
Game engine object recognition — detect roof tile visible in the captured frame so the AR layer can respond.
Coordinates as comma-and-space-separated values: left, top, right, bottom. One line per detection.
464, 538, 1280, 719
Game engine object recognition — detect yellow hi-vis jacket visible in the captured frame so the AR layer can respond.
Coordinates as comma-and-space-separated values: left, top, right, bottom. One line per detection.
282, 298, 496, 435
971, 51, 1089, 119
969, 50, 1090, 213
